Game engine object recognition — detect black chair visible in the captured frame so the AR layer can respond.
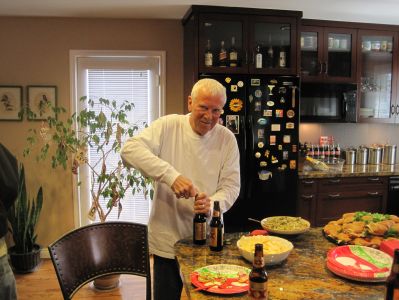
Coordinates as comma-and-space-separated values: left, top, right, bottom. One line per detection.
48, 221, 151, 300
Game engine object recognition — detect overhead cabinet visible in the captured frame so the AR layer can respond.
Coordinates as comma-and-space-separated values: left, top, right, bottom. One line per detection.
182, 5, 302, 99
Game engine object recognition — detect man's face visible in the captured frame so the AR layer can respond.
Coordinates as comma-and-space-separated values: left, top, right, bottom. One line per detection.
188, 89, 225, 136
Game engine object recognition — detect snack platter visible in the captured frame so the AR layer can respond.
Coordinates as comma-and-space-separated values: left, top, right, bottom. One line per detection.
323, 212, 399, 248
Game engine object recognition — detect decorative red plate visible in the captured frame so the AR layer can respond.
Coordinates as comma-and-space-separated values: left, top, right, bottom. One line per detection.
326, 245, 392, 282
190, 264, 250, 294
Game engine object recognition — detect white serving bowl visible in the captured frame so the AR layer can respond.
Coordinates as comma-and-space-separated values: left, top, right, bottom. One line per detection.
236, 235, 293, 265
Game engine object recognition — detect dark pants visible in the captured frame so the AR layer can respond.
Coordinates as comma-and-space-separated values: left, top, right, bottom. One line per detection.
153, 255, 183, 300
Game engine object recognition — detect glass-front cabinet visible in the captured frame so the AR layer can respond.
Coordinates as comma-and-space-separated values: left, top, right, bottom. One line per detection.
197, 12, 300, 75
300, 26, 357, 83
358, 30, 398, 123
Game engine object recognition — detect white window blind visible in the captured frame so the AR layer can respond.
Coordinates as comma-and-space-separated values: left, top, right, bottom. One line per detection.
70, 50, 165, 227
87, 69, 150, 223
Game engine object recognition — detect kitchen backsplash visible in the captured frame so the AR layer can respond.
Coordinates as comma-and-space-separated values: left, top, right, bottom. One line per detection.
299, 123, 399, 149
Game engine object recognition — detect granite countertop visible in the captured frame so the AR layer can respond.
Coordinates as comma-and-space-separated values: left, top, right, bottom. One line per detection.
299, 163, 399, 179
175, 228, 385, 300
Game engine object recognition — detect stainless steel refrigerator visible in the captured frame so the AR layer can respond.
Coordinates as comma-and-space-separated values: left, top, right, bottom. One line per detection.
201, 74, 300, 232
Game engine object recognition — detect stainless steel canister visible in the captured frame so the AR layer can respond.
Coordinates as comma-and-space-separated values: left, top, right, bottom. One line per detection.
368, 146, 382, 165
356, 147, 368, 165
345, 149, 356, 165
382, 144, 397, 165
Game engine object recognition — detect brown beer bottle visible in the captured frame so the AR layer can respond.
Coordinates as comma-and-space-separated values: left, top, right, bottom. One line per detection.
249, 243, 268, 299
193, 212, 207, 245
386, 249, 399, 300
209, 201, 223, 251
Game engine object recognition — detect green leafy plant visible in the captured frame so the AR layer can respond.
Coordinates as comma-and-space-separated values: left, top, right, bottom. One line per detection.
8, 164, 43, 253
23, 96, 152, 222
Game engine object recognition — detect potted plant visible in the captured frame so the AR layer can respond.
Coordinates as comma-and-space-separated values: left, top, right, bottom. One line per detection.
8, 164, 43, 273
23, 96, 151, 288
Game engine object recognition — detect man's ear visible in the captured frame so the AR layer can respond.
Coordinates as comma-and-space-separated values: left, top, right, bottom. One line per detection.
188, 96, 193, 112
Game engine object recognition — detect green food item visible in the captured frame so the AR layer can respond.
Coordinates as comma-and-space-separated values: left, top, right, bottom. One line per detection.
354, 211, 391, 223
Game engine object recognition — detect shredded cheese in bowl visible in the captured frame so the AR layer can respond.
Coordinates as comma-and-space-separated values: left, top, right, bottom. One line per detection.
261, 216, 310, 235
237, 235, 293, 265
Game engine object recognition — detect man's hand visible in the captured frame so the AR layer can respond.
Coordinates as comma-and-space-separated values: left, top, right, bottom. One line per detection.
194, 192, 211, 215
171, 175, 197, 199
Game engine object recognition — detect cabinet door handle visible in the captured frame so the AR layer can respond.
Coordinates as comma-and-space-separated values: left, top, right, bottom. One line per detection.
392, 104, 396, 115
303, 180, 315, 185
328, 193, 340, 198
319, 61, 323, 74
368, 177, 380, 181
328, 179, 341, 183
396, 104, 399, 115
324, 62, 328, 75
301, 194, 314, 200
367, 192, 379, 196
248, 51, 251, 65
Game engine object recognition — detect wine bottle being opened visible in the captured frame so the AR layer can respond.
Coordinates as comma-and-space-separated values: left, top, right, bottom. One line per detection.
209, 201, 223, 251
193, 213, 207, 245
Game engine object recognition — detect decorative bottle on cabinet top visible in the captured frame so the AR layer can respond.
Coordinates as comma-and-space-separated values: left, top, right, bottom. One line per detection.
218, 40, 227, 67
204, 39, 213, 67
229, 36, 238, 67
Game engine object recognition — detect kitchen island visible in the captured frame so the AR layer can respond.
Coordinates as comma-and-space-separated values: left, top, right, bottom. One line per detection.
175, 228, 385, 300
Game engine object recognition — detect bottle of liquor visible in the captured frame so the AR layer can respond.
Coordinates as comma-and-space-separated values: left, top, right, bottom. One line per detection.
266, 34, 274, 68
249, 243, 268, 299
193, 212, 207, 245
255, 45, 263, 69
279, 40, 286, 68
386, 249, 399, 300
218, 40, 227, 67
204, 39, 213, 67
229, 36, 238, 67
209, 201, 223, 251
335, 144, 341, 159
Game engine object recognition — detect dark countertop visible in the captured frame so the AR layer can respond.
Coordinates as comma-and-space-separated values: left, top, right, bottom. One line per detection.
299, 163, 399, 179
175, 228, 385, 300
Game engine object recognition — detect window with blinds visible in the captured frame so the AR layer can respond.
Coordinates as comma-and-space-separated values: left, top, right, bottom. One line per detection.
70, 50, 165, 226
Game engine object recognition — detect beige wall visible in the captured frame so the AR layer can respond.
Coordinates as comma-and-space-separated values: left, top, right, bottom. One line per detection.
0, 16, 183, 247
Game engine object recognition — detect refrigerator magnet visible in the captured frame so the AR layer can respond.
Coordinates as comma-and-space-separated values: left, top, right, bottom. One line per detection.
270, 79, 278, 84
267, 101, 275, 107
286, 122, 295, 129
249, 95, 253, 103
283, 135, 291, 143
226, 115, 239, 134
263, 110, 273, 117
275, 109, 283, 118
230, 85, 238, 92
279, 87, 287, 94
259, 161, 267, 167
258, 170, 272, 181
279, 164, 287, 170
269, 136, 276, 145
268, 84, 275, 95
225, 77, 231, 83
251, 78, 260, 86
280, 96, 286, 104
255, 101, 261, 111
287, 109, 295, 118
264, 149, 270, 158
278, 144, 283, 150
237, 81, 244, 87
290, 160, 297, 169
258, 141, 265, 148
258, 129, 264, 139
255, 152, 261, 158
257, 118, 267, 125
283, 151, 289, 160
271, 124, 280, 131
229, 98, 243, 112
292, 145, 297, 152
254, 89, 262, 98
271, 155, 278, 164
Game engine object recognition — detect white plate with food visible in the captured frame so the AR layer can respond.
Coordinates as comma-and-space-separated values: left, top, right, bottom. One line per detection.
236, 235, 293, 265
260, 216, 310, 235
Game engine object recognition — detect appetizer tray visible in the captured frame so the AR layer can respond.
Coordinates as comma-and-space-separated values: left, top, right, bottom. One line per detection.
323, 211, 399, 248
190, 264, 250, 294
326, 245, 392, 282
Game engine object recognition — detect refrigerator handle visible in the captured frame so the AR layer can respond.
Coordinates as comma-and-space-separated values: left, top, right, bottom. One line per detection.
246, 114, 255, 200
242, 115, 247, 151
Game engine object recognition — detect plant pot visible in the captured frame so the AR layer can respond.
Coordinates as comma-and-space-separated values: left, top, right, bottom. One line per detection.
93, 274, 120, 290
8, 244, 42, 273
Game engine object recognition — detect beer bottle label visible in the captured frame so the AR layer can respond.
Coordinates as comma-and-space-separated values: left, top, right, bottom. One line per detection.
394, 289, 399, 300
194, 222, 206, 240
249, 281, 268, 299
209, 227, 223, 247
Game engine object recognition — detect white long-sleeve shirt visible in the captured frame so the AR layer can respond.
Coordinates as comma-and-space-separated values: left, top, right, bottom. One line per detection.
121, 114, 240, 258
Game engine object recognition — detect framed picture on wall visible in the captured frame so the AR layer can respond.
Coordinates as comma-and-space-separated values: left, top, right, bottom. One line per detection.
0, 86, 23, 121
27, 85, 57, 120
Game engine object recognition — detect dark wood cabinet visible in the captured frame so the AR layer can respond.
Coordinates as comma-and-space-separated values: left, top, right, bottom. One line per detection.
297, 176, 388, 227
182, 5, 302, 101
300, 22, 357, 83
